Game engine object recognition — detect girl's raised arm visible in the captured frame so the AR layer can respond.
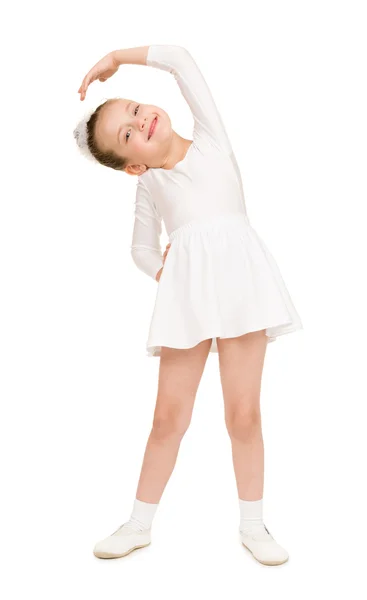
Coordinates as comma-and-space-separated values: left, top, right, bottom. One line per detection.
113, 45, 233, 155
130, 179, 164, 281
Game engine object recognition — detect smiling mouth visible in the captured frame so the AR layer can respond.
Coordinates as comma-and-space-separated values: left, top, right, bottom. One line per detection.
148, 116, 158, 140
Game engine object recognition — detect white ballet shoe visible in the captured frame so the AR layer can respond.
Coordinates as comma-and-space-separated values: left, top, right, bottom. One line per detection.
240, 524, 289, 566
93, 522, 151, 559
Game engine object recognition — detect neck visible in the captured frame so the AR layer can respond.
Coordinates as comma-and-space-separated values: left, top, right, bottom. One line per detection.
161, 131, 192, 169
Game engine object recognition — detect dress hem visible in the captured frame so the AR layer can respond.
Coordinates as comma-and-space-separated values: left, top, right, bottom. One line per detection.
145, 320, 303, 357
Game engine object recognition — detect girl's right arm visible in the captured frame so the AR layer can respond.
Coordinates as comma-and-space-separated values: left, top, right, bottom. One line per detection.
130, 179, 165, 282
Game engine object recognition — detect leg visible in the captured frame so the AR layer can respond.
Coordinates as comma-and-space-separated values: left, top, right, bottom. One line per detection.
93, 339, 212, 559
217, 329, 268, 500
217, 330, 288, 565
135, 338, 212, 503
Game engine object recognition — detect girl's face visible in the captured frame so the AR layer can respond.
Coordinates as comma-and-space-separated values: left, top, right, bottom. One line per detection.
95, 98, 173, 175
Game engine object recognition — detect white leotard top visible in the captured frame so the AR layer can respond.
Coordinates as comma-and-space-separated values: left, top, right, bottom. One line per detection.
130, 45, 248, 280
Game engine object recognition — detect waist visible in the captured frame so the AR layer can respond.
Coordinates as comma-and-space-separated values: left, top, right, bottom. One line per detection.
168, 212, 250, 241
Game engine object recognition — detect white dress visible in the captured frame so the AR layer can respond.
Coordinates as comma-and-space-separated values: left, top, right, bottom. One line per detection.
130, 45, 303, 357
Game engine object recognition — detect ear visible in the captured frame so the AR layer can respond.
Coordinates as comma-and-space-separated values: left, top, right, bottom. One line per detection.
124, 164, 148, 176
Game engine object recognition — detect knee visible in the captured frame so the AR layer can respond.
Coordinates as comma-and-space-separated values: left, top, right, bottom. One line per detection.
151, 410, 191, 441
226, 405, 261, 442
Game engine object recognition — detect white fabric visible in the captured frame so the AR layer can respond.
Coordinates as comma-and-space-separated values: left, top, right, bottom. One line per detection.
240, 526, 289, 565
93, 524, 151, 558
73, 108, 98, 163
239, 498, 263, 530
238, 498, 289, 565
130, 45, 303, 357
127, 498, 159, 531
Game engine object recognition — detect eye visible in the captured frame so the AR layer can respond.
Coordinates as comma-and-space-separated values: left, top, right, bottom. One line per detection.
125, 105, 140, 141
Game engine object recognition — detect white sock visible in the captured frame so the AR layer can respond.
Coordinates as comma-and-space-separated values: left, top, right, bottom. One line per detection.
239, 498, 266, 533
126, 498, 159, 532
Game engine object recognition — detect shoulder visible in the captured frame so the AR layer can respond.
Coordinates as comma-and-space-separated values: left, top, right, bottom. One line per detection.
192, 129, 231, 159
137, 167, 158, 190
136, 172, 161, 219
136, 172, 152, 196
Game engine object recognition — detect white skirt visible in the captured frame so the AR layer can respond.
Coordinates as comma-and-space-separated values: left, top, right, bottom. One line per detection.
146, 212, 303, 357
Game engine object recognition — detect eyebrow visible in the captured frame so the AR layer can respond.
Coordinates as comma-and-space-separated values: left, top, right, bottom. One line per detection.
117, 102, 132, 143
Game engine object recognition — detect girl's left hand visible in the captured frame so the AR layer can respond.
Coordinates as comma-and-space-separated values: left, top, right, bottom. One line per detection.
156, 243, 171, 282
78, 52, 120, 101
162, 243, 171, 264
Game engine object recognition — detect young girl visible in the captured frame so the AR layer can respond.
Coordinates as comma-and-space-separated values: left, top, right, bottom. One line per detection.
75, 44, 303, 566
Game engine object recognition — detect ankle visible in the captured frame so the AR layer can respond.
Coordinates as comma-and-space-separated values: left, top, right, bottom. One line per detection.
124, 518, 150, 532
239, 518, 266, 534
239, 498, 264, 533
128, 498, 159, 531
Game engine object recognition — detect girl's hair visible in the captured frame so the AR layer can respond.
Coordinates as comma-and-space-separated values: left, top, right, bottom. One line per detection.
87, 100, 128, 171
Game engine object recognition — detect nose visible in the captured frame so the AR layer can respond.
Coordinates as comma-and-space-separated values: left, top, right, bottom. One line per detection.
138, 116, 147, 131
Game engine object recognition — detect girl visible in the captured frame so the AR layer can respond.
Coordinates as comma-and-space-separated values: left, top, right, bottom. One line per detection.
75, 45, 303, 566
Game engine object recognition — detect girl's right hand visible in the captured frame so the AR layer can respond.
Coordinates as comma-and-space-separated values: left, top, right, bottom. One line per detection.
78, 52, 120, 101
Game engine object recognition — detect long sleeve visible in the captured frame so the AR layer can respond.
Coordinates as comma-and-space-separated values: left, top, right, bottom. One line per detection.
146, 45, 232, 155
130, 179, 164, 281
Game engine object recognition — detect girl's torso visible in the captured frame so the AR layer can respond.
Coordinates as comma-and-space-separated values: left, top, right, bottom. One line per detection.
139, 136, 247, 236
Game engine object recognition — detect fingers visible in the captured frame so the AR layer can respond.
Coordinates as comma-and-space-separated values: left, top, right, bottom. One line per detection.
78, 70, 94, 100
162, 243, 171, 264
163, 243, 171, 256
79, 80, 90, 101
78, 80, 87, 101
78, 79, 85, 99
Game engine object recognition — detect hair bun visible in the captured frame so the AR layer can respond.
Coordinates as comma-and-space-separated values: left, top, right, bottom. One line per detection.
73, 108, 97, 163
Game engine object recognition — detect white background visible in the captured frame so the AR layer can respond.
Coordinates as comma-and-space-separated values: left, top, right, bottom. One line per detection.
1, 0, 366, 597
